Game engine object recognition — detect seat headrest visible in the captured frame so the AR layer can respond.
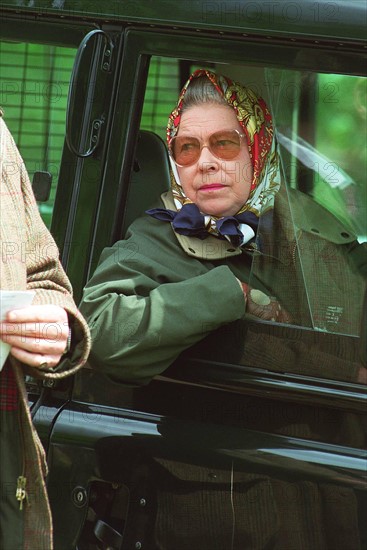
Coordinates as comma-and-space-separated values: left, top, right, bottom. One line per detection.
121, 130, 171, 236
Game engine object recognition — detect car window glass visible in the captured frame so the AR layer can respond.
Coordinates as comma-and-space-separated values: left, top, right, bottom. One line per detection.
314, 74, 366, 242
250, 68, 366, 336
267, 70, 366, 243
243, 69, 366, 384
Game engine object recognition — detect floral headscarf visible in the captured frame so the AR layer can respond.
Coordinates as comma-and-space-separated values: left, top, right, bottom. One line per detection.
147, 69, 281, 246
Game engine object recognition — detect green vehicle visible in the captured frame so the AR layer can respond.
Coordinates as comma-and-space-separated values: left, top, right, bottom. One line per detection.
0, 1, 366, 548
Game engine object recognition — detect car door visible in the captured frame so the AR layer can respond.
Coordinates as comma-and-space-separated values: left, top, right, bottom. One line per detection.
45, 18, 366, 550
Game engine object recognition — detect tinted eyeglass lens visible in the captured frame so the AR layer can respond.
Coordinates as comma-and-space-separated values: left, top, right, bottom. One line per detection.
210, 131, 242, 160
171, 136, 201, 166
170, 130, 242, 166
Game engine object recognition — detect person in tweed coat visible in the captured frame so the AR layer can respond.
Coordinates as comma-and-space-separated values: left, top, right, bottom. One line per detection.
0, 113, 91, 549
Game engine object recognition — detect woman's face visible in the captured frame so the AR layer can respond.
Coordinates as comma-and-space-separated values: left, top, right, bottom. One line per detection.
176, 103, 253, 217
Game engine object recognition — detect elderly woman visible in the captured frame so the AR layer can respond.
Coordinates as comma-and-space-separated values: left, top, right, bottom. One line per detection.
80, 70, 365, 549
80, 69, 364, 385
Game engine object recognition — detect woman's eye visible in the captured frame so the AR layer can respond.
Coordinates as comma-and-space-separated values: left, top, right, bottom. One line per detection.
216, 140, 233, 147
181, 141, 197, 151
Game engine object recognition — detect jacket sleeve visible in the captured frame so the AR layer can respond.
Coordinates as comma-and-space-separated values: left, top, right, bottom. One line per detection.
4, 119, 91, 378
80, 227, 246, 385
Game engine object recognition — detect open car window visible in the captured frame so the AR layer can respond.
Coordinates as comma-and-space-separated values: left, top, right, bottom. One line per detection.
135, 59, 366, 387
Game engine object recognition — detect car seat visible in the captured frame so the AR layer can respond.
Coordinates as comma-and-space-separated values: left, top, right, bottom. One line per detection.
121, 130, 171, 237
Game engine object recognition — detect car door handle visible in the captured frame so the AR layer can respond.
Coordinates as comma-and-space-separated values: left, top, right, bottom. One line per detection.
94, 519, 123, 549
66, 29, 114, 158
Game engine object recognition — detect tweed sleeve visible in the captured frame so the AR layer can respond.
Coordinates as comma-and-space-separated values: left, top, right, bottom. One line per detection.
1, 118, 91, 378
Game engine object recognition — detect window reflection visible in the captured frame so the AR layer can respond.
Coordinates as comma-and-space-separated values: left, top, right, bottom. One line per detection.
242, 69, 366, 383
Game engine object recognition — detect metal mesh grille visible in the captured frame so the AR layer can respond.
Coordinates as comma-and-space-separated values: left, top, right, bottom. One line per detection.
0, 41, 76, 225
0, 43, 180, 224
141, 57, 180, 139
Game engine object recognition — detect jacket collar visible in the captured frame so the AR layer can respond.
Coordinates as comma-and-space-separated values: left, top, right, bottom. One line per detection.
161, 191, 242, 260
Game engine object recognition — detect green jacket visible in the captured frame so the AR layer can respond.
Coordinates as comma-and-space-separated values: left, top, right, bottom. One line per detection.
81, 207, 246, 385
81, 188, 365, 385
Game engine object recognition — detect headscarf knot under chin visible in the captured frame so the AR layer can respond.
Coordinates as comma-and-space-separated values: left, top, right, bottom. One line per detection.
147, 204, 260, 247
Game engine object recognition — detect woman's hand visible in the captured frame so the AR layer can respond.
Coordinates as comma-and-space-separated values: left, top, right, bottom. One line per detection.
240, 282, 292, 323
0, 305, 69, 370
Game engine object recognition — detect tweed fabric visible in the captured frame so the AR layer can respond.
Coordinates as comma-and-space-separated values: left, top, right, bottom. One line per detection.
0, 115, 91, 549
0, 363, 18, 411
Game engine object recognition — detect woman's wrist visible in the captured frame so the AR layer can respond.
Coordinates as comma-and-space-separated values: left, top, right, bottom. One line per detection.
240, 282, 249, 296
236, 278, 248, 296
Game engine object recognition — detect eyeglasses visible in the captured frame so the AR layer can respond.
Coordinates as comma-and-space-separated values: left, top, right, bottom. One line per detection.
169, 129, 246, 167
